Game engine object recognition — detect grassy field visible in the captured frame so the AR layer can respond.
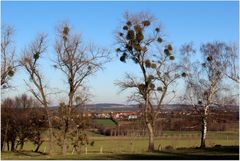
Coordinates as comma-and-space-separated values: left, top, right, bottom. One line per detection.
93, 119, 117, 127
1, 130, 239, 160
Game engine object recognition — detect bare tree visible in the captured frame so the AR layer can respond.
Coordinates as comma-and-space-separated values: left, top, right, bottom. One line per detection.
181, 42, 229, 148
1, 25, 16, 89
13, 95, 40, 151
225, 44, 239, 84
1, 95, 46, 152
15, 94, 34, 109
54, 23, 110, 155
115, 12, 180, 152
1, 97, 16, 151
19, 34, 54, 155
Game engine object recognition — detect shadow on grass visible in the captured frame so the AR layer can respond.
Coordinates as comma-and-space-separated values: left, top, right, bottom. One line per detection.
14, 151, 47, 157
203, 145, 239, 153
102, 152, 239, 160
143, 146, 239, 160
1, 151, 48, 160
2, 146, 239, 160
91, 146, 239, 160
53, 146, 239, 160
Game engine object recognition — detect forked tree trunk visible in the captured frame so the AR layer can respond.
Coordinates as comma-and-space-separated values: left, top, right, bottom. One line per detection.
200, 116, 207, 148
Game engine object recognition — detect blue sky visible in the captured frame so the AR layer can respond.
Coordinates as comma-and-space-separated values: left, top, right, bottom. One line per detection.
1, 1, 239, 105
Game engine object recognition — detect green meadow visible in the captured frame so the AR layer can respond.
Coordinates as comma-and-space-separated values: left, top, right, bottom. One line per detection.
2, 130, 239, 160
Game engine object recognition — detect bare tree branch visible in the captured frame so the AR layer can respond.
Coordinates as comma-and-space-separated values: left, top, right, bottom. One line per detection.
1, 25, 17, 89
19, 33, 54, 155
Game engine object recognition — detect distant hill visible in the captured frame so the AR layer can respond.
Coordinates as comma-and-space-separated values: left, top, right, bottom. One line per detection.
85, 103, 138, 112
86, 103, 126, 108
49, 103, 239, 112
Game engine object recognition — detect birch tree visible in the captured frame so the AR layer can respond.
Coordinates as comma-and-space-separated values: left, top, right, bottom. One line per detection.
181, 42, 229, 148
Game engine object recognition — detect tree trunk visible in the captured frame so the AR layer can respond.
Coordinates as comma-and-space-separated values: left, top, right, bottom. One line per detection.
10, 140, 15, 151
144, 88, 155, 152
20, 141, 24, 151
146, 122, 155, 152
47, 120, 54, 155
62, 138, 67, 155
62, 119, 68, 155
1, 134, 5, 151
7, 142, 9, 151
2, 121, 9, 151
34, 141, 43, 152
1, 141, 3, 151
200, 116, 207, 148
34, 145, 40, 153
60, 90, 73, 155
43, 102, 54, 155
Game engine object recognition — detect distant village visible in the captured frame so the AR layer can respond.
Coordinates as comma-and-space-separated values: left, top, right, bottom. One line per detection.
78, 104, 239, 121
90, 111, 139, 120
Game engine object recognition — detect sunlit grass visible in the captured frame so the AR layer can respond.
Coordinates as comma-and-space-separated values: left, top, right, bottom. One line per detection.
93, 119, 117, 127
2, 130, 238, 160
